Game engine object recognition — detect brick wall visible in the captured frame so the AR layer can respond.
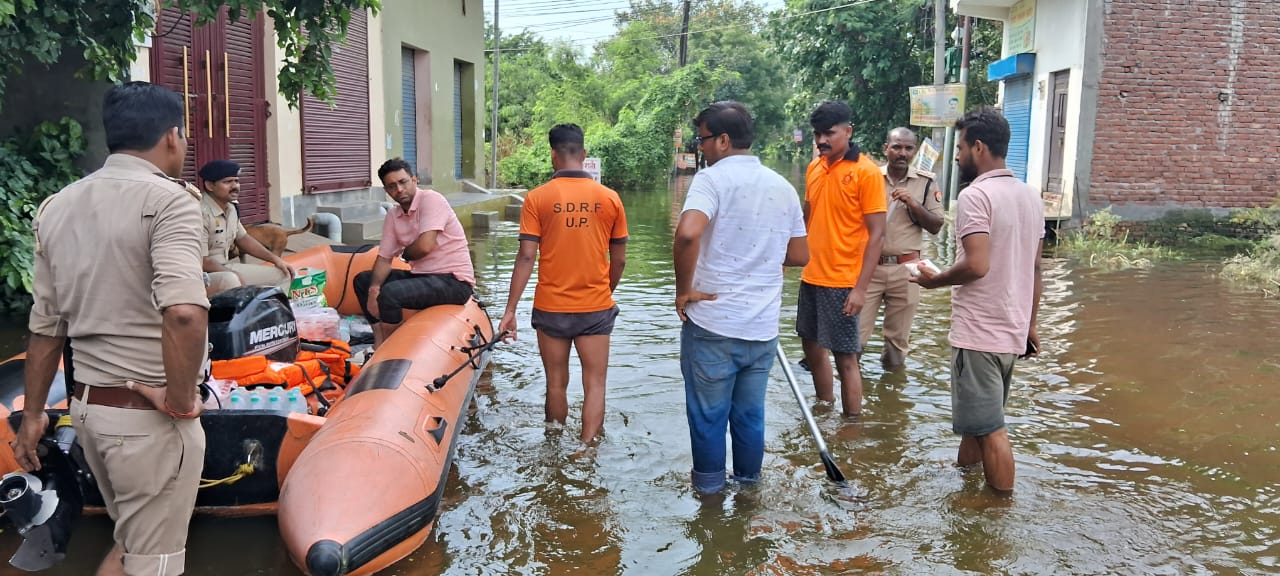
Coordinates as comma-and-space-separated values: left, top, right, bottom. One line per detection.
1091, 0, 1280, 210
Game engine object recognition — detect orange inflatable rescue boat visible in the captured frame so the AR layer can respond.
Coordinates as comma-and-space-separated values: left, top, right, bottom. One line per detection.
0, 244, 497, 575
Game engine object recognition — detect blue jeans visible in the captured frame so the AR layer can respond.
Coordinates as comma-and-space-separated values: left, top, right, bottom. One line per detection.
680, 320, 776, 494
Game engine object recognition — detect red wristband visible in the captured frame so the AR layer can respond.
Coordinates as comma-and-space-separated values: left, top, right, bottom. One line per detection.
164, 400, 198, 419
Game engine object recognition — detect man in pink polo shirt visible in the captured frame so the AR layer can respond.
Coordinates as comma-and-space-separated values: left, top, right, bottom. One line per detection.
914, 108, 1043, 493
353, 158, 476, 346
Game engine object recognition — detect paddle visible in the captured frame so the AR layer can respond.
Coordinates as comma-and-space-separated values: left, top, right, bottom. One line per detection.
775, 341, 848, 485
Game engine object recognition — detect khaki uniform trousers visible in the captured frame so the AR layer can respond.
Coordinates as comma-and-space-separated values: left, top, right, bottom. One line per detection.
858, 262, 921, 368
207, 262, 288, 295
70, 393, 205, 576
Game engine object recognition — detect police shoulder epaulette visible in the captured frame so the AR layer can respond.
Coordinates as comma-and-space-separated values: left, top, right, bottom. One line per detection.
915, 169, 937, 181
156, 173, 203, 200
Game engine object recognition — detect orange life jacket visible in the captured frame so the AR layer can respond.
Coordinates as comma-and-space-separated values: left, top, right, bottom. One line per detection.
209, 339, 359, 411
210, 354, 324, 389
297, 339, 361, 387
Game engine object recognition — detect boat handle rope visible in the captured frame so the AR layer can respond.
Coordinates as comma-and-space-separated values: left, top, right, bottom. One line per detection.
199, 442, 260, 489
429, 325, 508, 391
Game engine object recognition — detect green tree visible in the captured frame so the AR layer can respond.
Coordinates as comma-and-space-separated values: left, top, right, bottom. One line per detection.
0, 0, 381, 110
596, 0, 792, 150
771, 0, 1002, 152
0, 0, 381, 313
962, 18, 1002, 110
770, 0, 929, 151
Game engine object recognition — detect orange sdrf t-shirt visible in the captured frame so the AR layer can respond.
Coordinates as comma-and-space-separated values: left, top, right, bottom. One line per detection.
801, 151, 887, 288
519, 173, 629, 313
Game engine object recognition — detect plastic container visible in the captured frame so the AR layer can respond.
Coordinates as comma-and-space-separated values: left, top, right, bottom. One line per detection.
227, 389, 246, 410
286, 389, 308, 414
266, 388, 285, 413
294, 306, 341, 342
909, 259, 943, 277
346, 315, 373, 345
338, 317, 351, 343
203, 378, 234, 410
246, 393, 264, 411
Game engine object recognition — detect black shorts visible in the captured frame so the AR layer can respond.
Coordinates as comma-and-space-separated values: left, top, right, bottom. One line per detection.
795, 281, 861, 354
531, 306, 619, 340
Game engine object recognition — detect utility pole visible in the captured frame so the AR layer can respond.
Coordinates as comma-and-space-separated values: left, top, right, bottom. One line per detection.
489, 0, 500, 188
946, 16, 972, 206
932, 0, 946, 147
678, 0, 691, 67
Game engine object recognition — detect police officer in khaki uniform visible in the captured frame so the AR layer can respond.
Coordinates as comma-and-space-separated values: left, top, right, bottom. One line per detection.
13, 82, 209, 576
859, 127, 944, 369
199, 160, 294, 295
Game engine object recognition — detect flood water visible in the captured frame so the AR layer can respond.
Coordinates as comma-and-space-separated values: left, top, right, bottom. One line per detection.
2, 168, 1279, 575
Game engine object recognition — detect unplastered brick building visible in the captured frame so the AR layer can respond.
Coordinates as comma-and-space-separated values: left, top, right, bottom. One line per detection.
953, 0, 1280, 223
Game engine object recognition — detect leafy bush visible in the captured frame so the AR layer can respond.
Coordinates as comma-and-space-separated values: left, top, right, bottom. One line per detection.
498, 64, 722, 191
0, 118, 86, 316
1056, 207, 1174, 270
497, 138, 552, 189
1221, 233, 1280, 296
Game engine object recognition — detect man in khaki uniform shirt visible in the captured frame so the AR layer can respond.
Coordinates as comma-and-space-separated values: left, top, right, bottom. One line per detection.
859, 127, 944, 369
12, 82, 209, 576
199, 160, 294, 295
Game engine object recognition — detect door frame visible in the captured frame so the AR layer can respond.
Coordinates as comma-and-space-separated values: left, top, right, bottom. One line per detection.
1042, 69, 1071, 197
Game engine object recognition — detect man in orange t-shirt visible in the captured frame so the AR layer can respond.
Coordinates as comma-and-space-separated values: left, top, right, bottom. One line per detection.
499, 123, 629, 444
797, 100, 886, 418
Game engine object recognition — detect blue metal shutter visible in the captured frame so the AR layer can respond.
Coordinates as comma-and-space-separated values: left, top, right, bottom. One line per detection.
1003, 76, 1033, 182
401, 48, 417, 176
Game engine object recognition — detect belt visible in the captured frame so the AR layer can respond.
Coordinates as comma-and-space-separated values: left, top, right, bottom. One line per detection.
72, 382, 156, 410
879, 251, 920, 265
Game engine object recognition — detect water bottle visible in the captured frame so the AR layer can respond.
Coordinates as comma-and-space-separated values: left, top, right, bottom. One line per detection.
228, 388, 246, 410
266, 387, 284, 413
286, 389, 308, 414
246, 393, 263, 411
338, 317, 351, 343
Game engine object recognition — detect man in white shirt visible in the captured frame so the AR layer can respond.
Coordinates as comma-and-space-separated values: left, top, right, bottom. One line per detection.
673, 101, 809, 495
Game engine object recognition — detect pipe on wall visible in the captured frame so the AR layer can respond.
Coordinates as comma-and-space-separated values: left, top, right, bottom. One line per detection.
309, 212, 343, 243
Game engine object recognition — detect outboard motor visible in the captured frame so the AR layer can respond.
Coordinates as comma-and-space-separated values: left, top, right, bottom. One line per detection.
209, 286, 299, 362
1, 424, 85, 572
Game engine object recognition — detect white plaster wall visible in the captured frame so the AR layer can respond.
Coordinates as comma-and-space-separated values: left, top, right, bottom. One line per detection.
991, 0, 1086, 218
268, 8, 383, 221
263, 29, 303, 218
367, 9, 387, 186
131, 47, 151, 81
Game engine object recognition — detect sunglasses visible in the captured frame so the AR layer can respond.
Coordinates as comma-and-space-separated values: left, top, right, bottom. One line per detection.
693, 133, 723, 146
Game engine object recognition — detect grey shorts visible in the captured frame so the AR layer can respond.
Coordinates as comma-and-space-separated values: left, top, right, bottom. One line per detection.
532, 306, 619, 340
795, 281, 861, 354
951, 347, 1018, 436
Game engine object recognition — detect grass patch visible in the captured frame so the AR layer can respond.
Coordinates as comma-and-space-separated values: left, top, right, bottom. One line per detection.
1056, 208, 1176, 269
1221, 233, 1280, 296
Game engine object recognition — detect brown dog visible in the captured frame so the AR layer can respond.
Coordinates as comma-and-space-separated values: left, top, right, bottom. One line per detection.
232, 217, 314, 261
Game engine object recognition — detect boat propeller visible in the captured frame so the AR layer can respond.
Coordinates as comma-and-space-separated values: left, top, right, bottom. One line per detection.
1, 426, 85, 572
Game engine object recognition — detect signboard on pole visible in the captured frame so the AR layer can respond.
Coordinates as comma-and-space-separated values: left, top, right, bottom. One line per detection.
793, 129, 803, 143
1007, 0, 1036, 55
583, 157, 602, 182
913, 137, 941, 173
909, 83, 967, 127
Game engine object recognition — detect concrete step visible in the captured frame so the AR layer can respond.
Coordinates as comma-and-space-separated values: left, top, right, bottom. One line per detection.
341, 215, 383, 246
317, 201, 382, 222
472, 211, 499, 231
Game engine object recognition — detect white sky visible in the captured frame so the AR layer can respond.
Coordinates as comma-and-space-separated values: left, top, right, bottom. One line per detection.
484, 0, 789, 51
